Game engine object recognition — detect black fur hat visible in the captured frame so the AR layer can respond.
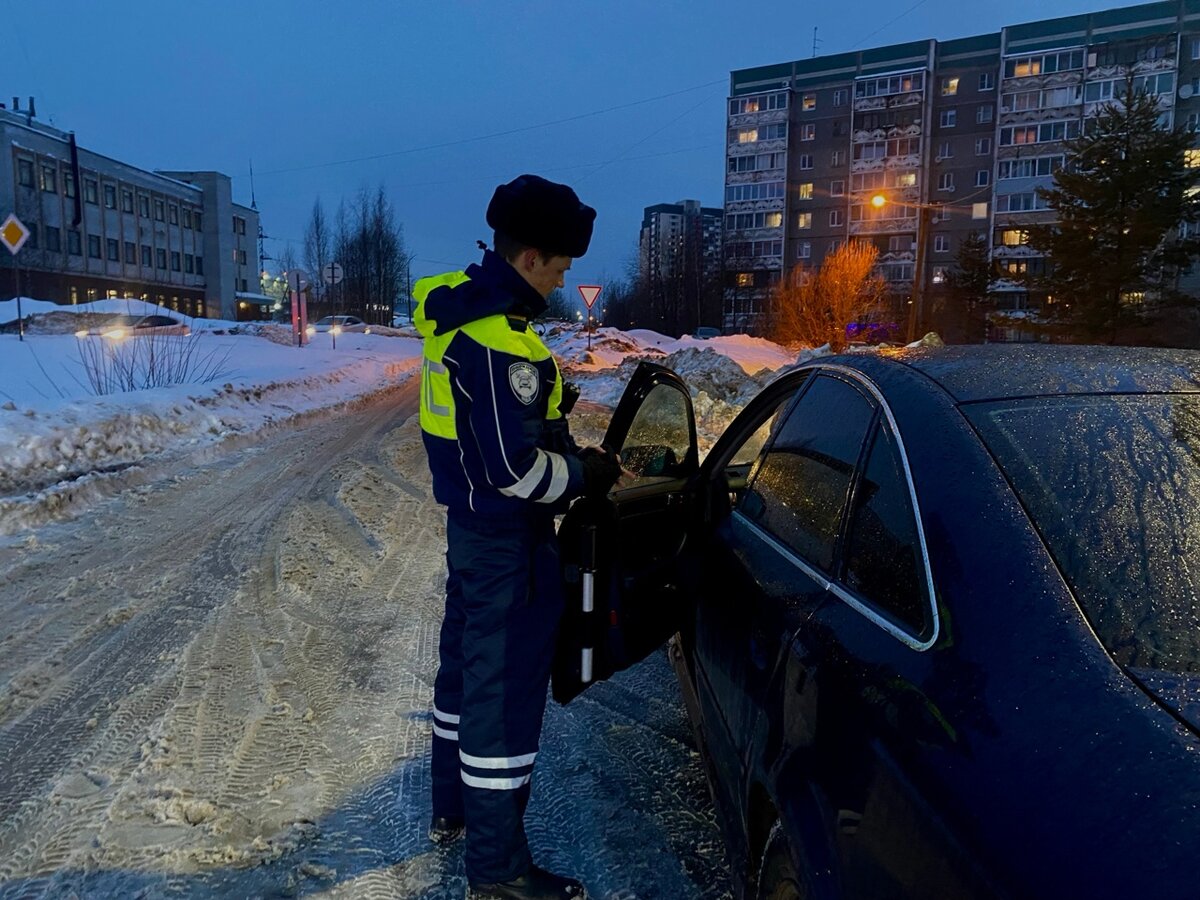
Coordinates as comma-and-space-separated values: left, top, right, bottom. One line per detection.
486, 174, 597, 258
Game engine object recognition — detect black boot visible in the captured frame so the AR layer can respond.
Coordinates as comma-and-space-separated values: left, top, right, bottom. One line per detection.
428, 815, 465, 845
467, 864, 587, 900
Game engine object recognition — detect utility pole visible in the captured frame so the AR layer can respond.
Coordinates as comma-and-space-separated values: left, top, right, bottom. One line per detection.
907, 203, 933, 343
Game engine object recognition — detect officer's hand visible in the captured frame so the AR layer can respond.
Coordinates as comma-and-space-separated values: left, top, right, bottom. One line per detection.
579, 446, 622, 498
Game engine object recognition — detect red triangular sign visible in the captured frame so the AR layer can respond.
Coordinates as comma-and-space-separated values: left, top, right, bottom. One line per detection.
577, 285, 602, 309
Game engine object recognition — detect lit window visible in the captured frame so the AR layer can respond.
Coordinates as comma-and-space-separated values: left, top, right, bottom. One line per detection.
972, 202, 989, 220
801, 123, 816, 141
1187, 149, 1200, 168
942, 77, 959, 96
798, 183, 814, 200
765, 212, 783, 228
896, 172, 917, 188
738, 128, 758, 144
797, 213, 813, 229
932, 266, 948, 284
736, 273, 753, 287
802, 93, 817, 111
999, 229, 1028, 246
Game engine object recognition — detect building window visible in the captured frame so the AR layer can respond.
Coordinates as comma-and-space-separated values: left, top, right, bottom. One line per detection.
154, 199, 164, 221
800, 123, 816, 141
940, 109, 957, 128
105, 238, 119, 261
87, 234, 102, 259
799, 154, 814, 170
84, 178, 98, 204
735, 273, 753, 287
976, 137, 992, 155
45, 226, 61, 253
141, 244, 152, 266
802, 93, 817, 111
193, 212, 203, 231
830, 209, 844, 227
972, 202, 989, 220
185, 253, 194, 274
182, 209, 192, 229
195, 256, 204, 275
831, 179, 845, 196
68, 230, 82, 255
122, 189, 134, 213
40, 164, 57, 193
979, 72, 995, 92
798, 182, 814, 200
24, 224, 37, 249
938, 172, 955, 191
798, 241, 812, 259
1192, 37, 1200, 60
238, 249, 248, 265
999, 229, 1029, 246
104, 184, 116, 209
833, 89, 847, 106
932, 266, 949, 285
938, 140, 953, 159
796, 213, 813, 229
942, 77, 959, 96
139, 195, 150, 217
171, 251, 181, 271
977, 105, 993, 124
831, 149, 846, 166
934, 235, 950, 253
974, 169, 989, 187
124, 241, 136, 264
157, 247, 167, 269
17, 158, 34, 187
168, 205, 178, 225
64, 172, 76, 199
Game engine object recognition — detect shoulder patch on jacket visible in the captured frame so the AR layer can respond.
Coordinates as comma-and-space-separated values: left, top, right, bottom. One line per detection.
508, 362, 540, 405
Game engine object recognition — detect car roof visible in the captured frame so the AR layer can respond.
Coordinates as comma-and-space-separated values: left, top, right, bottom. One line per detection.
820, 345, 1200, 403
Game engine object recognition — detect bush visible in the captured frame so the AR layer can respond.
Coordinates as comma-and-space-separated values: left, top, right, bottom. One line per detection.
75, 332, 233, 395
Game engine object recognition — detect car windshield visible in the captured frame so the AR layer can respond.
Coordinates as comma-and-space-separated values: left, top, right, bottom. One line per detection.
316, 317, 334, 325
967, 394, 1200, 674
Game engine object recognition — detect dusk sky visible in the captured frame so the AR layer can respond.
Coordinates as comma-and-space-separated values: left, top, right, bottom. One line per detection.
5, 0, 1124, 297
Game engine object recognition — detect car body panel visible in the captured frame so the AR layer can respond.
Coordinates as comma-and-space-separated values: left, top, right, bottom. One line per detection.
573, 348, 1200, 898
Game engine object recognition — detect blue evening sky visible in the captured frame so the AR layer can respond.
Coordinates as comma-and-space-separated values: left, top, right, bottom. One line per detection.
4, 0, 1123, 295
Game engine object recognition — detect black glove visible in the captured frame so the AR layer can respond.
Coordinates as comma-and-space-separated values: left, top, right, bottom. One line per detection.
579, 446, 622, 498
559, 381, 581, 415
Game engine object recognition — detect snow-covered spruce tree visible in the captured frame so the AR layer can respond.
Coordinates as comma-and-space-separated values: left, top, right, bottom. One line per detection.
1027, 88, 1200, 341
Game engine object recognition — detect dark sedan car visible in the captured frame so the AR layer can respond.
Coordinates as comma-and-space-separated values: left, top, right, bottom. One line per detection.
553, 346, 1200, 900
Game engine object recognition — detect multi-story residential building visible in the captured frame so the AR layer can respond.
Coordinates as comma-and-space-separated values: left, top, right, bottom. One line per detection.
726, 0, 1200, 335
1, 101, 260, 320
639, 199, 723, 335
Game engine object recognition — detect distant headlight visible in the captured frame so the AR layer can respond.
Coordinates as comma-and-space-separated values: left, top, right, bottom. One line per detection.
74, 329, 88, 338
364, 327, 371, 335
102, 328, 127, 340
331, 326, 342, 335
305, 325, 316, 335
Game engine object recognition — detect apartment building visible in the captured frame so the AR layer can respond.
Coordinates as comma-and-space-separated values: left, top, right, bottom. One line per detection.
726, 0, 1200, 335
1, 102, 260, 320
639, 199, 723, 334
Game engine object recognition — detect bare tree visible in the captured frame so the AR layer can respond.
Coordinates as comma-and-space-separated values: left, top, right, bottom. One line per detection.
769, 241, 887, 351
303, 199, 332, 315
334, 185, 410, 325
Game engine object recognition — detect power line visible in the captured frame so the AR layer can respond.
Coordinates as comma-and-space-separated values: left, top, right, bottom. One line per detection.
253, 79, 726, 179
849, 0, 931, 50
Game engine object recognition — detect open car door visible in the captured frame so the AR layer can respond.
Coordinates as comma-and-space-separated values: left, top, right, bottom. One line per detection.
552, 361, 699, 704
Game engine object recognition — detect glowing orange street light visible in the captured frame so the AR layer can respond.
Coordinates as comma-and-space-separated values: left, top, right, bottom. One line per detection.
871, 193, 887, 208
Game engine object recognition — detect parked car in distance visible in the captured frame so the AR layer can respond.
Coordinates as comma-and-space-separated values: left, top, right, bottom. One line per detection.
78, 314, 191, 339
306, 315, 370, 335
553, 346, 1200, 900
693, 326, 722, 340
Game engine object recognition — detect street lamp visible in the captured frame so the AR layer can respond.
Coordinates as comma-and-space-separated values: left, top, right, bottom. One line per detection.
871, 193, 934, 343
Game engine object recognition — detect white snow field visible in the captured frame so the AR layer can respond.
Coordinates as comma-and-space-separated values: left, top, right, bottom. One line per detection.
0, 299, 814, 899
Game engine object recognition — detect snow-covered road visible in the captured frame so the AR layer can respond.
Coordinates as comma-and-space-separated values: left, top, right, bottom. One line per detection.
0, 376, 730, 899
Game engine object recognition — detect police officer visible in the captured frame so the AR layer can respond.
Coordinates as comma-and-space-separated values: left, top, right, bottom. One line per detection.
414, 175, 620, 900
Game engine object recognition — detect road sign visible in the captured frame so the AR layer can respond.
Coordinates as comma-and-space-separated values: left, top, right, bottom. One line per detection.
1, 214, 30, 255
322, 262, 343, 285
578, 285, 602, 309
286, 269, 310, 292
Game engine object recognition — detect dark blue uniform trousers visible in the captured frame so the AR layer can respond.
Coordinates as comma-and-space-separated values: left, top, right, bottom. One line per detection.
431, 509, 565, 884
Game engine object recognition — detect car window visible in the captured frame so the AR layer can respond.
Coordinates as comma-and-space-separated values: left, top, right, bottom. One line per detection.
620, 382, 691, 478
967, 395, 1200, 675
842, 421, 931, 636
739, 374, 875, 572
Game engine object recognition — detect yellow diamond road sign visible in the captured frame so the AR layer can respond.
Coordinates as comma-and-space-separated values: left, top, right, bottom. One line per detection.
1, 214, 30, 255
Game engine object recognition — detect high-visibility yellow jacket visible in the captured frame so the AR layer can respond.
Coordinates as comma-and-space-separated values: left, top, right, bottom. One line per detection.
414, 249, 583, 516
